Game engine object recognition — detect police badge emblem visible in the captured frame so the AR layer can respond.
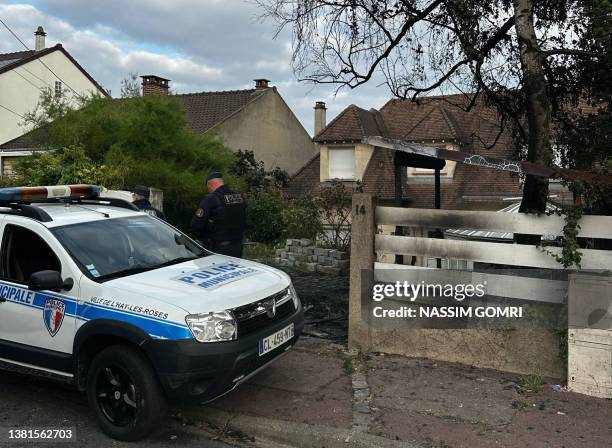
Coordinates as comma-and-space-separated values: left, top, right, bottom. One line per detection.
43, 298, 66, 337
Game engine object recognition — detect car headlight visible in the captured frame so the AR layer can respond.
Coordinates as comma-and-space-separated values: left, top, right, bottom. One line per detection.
288, 283, 300, 309
185, 310, 237, 342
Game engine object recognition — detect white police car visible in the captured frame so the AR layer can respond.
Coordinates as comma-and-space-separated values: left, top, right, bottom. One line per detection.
0, 185, 303, 441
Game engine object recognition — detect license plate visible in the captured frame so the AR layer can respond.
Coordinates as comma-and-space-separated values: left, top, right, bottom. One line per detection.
259, 323, 294, 356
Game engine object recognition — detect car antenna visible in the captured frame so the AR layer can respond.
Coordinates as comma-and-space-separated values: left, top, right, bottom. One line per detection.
70, 203, 110, 218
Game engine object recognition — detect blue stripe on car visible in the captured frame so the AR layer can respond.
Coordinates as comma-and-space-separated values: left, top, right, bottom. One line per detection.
0, 280, 191, 340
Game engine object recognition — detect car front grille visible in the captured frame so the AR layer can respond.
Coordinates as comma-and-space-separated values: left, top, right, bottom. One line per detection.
233, 289, 296, 337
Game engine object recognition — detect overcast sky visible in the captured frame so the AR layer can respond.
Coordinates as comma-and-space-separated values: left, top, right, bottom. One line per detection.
0, 0, 391, 136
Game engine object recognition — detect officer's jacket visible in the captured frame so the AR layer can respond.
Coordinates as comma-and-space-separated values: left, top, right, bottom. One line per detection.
191, 185, 246, 242
133, 199, 166, 220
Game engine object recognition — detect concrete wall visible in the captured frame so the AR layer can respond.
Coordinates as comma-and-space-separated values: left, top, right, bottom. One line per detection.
365, 325, 563, 378
568, 271, 612, 398
0, 49, 103, 145
213, 89, 316, 176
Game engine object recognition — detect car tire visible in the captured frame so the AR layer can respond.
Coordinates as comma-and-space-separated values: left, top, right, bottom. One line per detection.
86, 344, 167, 441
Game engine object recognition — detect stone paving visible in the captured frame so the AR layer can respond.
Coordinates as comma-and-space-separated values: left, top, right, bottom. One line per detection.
200, 261, 612, 448
185, 338, 354, 429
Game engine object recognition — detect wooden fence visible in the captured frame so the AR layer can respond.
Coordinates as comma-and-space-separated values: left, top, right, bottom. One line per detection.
349, 193, 612, 387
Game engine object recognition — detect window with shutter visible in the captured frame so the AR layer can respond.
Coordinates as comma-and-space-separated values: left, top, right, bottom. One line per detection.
328, 147, 355, 180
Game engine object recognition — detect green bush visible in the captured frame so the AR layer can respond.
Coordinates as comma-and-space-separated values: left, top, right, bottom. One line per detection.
14, 145, 111, 186
282, 195, 322, 240
245, 190, 288, 244
14, 90, 242, 231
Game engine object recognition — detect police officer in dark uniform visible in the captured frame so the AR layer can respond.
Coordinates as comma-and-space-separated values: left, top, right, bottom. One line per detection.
190, 171, 246, 257
131, 185, 166, 220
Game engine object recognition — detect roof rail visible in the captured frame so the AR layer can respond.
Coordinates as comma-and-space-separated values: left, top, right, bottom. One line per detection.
78, 197, 139, 211
25, 196, 140, 212
0, 196, 140, 223
0, 203, 53, 222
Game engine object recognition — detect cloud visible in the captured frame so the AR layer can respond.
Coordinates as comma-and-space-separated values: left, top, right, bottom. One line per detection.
0, 1, 392, 135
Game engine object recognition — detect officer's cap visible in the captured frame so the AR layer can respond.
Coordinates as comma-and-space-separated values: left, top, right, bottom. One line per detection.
207, 171, 223, 181
132, 185, 150, 198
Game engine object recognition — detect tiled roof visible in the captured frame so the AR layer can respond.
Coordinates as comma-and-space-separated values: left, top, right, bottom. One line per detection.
290, 93, 522, 208
285, 154, 321, 198
177, 89, 266, 133
0, 50, 35, 61
0, 129, 45, 150
314, 105, 386, 142
0, 87, 271, 150
314, 94, 508, 147
0, 50, 35, 68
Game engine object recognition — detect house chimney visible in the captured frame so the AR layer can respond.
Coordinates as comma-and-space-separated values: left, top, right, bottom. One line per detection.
254, 78, 270, 90
140, 75, 170, 95
314, 101, 327, 135
34, 26, 46, 51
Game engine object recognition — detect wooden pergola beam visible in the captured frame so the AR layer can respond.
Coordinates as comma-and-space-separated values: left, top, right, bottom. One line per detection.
363, 136, 612, 187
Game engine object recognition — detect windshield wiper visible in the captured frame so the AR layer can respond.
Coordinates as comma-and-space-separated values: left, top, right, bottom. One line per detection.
149, 256, 199, 269
96, 266, 156, 281
96, 257, 201, 282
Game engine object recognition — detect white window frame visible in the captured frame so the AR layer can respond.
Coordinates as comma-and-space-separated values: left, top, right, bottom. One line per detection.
328, 147, 356, 180
413, 166, 447, 175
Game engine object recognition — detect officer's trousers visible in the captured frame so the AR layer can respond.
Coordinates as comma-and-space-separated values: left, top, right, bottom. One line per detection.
209, 240, 243, 258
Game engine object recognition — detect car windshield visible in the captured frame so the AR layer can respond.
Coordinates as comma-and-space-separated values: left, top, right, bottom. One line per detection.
52, 216, 209, 281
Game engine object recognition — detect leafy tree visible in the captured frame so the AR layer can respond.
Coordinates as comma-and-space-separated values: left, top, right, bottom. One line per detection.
120, 72, 142, 99
15, 145, 113, 186
258, 0, 610, 223
15, 84, 242, 230
229, 149, 290, 191
554, 0, 612, 214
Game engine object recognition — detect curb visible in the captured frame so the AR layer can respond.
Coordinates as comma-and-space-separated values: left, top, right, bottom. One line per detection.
192, 408, 417, 448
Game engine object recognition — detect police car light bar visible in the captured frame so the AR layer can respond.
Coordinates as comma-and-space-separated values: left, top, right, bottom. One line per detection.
0, 184, 100, 203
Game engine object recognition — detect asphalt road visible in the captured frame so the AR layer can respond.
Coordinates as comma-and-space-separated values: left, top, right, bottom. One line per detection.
0, 370, 238, 448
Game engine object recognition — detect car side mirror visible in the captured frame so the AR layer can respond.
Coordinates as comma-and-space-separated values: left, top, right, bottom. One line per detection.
29, 270, 74, 292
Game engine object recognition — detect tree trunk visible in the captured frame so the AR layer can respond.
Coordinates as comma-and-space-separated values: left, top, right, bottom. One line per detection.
513, 0, 553, 244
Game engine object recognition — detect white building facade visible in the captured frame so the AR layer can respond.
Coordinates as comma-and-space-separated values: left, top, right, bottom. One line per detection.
0, 26, 107, 151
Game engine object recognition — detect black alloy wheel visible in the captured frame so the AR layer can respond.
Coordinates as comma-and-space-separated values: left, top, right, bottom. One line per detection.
95, 365, 140, 427
86, 344, 167, 441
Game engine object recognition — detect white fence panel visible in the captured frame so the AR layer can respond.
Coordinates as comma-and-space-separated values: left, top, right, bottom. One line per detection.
376, 207, 612, 239
375, 234, 612, 270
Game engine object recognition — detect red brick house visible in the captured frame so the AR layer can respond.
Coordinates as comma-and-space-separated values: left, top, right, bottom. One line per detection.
288, 94, 523, 211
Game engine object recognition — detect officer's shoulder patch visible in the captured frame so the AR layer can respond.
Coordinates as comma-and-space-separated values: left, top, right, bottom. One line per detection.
195, 208, 205, 218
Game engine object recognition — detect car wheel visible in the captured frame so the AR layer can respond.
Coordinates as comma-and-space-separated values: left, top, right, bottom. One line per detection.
86, 344, 167, 441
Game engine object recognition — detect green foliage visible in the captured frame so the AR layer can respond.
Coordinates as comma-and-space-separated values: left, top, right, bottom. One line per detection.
517, 370, 545, 394
229, 149, 289, 191
540, 206, 584, 268
120, 73, 141, 98
15, 86, 241, 231
14, 145, 112, 186
282, 195, 322, 240
242, 243, 277, 263
246, 190, 288, 244
318, 180, 353, 251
